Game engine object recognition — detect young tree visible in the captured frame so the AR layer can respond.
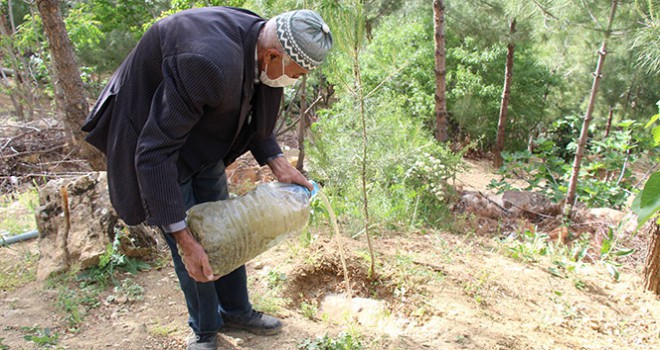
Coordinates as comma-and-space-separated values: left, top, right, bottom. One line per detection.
433, 0, 448, 142
36, 0, 105, 170
564, 0, 618, 216
493, 18, 516, 168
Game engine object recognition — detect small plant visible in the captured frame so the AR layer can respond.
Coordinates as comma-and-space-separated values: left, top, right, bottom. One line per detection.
297, 332, 363, 350
149, 324, 178, 337
598, 228, 635, 281
112, 278, 145, 302
22, 327, 60, 347
266, 270, 287, 289
504, 229, 552, 263
300, 300, 318, 320
489, 117, 640, 209
0, 337, 9, 350
49, 227, 149, 329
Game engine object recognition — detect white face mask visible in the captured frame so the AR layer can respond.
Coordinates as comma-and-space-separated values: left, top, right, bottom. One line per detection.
260, 60, 298, 88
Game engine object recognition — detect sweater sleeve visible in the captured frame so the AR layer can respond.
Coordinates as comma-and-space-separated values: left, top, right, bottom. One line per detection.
250, 133, 283, 166
135, 53, 226, 226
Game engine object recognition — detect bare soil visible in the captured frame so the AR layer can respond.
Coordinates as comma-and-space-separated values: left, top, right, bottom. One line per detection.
1, 159, 660, 350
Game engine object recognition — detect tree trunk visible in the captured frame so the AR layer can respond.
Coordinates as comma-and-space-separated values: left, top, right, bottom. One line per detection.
433, 0, 449, 142
36, 0, 106, 171
643, 220, 660, 294
0, 11, 28, 120
564, 0, 618, 217
296, 76, 307, 172
493, 18, 516, 168
605, 106, 614, 137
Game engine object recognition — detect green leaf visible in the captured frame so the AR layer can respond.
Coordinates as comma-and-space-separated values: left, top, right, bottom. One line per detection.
614, 248, 635, 257
645, 114, 660, 129
633, 172, 660, 225
600, 238, 611, 256
653, 126, 660, 146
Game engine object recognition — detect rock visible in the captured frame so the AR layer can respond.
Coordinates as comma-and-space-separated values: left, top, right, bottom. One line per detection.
35, 172, 157, 281
456, 191, 506, 219
502, 190, 561, 218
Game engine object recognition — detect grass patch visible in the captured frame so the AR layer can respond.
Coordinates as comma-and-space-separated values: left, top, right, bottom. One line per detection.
0, 247, 38, 291
298, 331, 363, 350
0, 188, 38, 237
149, 323, 179, 337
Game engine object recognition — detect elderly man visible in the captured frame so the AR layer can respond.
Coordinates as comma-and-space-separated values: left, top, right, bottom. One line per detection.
81, 7, 332, 349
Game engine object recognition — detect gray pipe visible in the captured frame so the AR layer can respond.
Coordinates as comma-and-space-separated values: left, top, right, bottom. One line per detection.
1, 230, 39, 245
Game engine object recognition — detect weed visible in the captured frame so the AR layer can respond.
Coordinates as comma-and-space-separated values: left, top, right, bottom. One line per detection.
598, 228, 635, 281
300, 300, 318, 320
22, 326, 60, 347
149, 324, 178, 337
504, 229, 552, 263
489, 118, 640, 209
48, 227, 149, 329
248, 273, 287, 314
461, 270, 493, 306
56, 287, 85, 329
266, 270, 287, 289
0, 247, 39, 290
0, 337, 8, 350
0, 188, 38, 236
297, 331, 363, 350
105, 278, 145, 303
249, 291, 286, 315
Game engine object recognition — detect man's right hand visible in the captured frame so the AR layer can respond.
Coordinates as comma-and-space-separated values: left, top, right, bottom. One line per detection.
171, 228, 218, 282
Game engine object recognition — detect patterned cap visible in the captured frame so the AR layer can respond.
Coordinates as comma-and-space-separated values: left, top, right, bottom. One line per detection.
274, 10, 333, 70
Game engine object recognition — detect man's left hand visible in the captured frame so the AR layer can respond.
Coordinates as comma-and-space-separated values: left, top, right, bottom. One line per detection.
267, 156, 313, 191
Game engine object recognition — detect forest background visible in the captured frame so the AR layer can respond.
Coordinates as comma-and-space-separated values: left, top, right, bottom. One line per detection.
1, 0, 660, 349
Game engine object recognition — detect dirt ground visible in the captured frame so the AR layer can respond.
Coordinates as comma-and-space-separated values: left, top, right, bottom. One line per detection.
1, 159, 660, 350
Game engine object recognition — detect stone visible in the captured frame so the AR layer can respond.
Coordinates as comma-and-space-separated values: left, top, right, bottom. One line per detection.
502, 190, 561, 219
35, 172, 157, 281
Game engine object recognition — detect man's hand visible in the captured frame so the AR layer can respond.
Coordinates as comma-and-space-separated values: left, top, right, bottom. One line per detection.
171, 228, 218, 282
267, 156, 313, 191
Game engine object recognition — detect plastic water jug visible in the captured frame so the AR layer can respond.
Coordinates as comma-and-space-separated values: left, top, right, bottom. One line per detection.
184, 182, 317, 277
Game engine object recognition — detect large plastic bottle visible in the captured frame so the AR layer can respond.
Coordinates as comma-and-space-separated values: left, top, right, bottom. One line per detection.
183, 182, 317, 278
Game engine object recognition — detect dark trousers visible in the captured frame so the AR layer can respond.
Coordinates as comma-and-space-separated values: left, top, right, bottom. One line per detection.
162, 161, 252, 337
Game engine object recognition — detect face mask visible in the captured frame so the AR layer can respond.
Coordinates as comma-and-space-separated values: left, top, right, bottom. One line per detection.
260, 60, 298, 88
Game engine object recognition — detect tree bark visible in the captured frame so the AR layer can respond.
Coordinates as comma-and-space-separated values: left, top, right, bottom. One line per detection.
605, 106, 614, 137
564, 0, 618, 217
36, 0, 106, 171
0, 10, 28, 120
493, 18, 516, 168
643, 220, 660, 294
433, 0, 449, 142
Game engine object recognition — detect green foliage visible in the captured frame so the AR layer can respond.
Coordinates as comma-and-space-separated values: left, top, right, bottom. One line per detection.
47, 228, 149, 329
308, 5, 464, 231
0, 248, 38, 291
505, 229, 552, 263
22, 326, 60, 347
308, 94, 463, 229
78, 227, 151, 285
300, 300, 318, 320
0, 188, 38, 236
490, 115, 641, 209
297, 332, 363, 350
0, 337, 8, 350
447, 39, 557, 150
599, 228, 635, 281
266, 269, 287, 288
633, 101, 660, 225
